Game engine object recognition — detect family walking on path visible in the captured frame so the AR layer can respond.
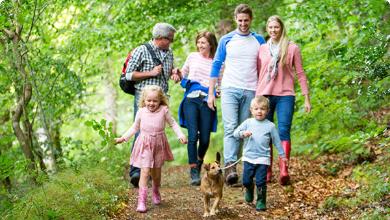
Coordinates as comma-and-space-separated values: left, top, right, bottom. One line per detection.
116, 3, 311, 214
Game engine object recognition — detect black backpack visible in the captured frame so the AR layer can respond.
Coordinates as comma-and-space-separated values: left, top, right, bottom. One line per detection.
119, 43, 162, 95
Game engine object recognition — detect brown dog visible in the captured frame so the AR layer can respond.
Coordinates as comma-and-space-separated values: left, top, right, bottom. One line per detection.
200, 152, 224, 217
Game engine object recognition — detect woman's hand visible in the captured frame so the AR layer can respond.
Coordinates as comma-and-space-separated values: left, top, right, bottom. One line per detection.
304, 94, 311, 113
170, 68, 182, 83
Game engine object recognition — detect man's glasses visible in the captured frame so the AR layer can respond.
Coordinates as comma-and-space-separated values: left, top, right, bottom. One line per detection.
163, 36, 174, 42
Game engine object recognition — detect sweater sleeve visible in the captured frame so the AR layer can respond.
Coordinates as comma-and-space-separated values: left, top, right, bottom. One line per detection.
181, 53, 192, 78
292, 45, 309, 95
233, 120, 248, 139
210, 35, 229, 78
270, 124, 286, 158
164, 107, 185, 139
121, 110, 141, 141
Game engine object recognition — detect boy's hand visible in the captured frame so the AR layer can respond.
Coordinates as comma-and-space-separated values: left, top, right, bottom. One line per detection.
114, 137, 125, 144
242, 131, 252, 138
179, 136, 188, 144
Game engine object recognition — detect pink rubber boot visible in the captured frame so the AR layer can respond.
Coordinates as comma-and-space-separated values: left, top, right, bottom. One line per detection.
152, 184, 161, 205
279, 141, 291, 185
136, 187, 148, 212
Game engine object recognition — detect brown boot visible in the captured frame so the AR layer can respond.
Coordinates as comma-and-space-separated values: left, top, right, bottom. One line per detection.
224, 161, 238, 185
279, 141, 291, 185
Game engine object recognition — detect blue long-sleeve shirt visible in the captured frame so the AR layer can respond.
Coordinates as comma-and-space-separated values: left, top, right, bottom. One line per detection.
233, 118, 286, 164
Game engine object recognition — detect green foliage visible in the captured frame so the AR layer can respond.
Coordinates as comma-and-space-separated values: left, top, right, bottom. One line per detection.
282, 0, 389, 158
3, 168, 127, 220
85, 119, 115, 148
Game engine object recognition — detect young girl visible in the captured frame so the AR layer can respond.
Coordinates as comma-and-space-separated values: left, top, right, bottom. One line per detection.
233, 96, 287, 211
116, 85, 187, 213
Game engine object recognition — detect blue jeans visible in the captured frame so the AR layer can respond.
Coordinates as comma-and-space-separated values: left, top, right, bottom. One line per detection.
183, 97, 214, 164
129, 90, 142, 177
265, 96, 295, 141
242, 161, 268, 188
221, 87, 255, 163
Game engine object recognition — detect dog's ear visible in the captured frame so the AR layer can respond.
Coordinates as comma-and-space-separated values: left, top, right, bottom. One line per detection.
216, 152, 221, 164
204, 163, 210, 171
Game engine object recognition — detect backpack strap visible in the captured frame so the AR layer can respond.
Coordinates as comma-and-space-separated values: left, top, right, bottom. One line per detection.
143, 43, 162, 66
143, 42, 168, 87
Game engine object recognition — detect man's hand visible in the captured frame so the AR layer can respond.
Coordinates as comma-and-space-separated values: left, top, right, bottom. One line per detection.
151, 65, 163, 77
207, 94, 216, 111
241, 131, 252, 138
170, 68, 182, 83
170, 74, 181, 83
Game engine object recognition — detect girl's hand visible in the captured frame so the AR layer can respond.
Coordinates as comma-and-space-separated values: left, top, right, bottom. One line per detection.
179, 136, 188, 144
114, 137, 125, 144
242, 131, 252, 138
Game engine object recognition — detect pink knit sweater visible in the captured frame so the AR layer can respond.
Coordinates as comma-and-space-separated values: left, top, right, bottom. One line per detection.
256, 42, 309, 96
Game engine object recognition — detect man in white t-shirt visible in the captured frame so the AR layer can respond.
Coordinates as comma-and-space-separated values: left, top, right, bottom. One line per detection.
208, 4, 265, 185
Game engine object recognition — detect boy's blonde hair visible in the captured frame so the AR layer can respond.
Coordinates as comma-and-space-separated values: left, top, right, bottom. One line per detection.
138, 85, 169, 107
250, 96, 270, 109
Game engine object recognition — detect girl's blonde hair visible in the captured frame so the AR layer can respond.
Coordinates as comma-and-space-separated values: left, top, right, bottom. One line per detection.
267, 15, 289, 65
251, 96, 270, 110
138, 85, 169, 107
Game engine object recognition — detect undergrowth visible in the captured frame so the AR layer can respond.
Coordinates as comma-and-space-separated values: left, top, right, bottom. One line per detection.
3, 167, 127, 220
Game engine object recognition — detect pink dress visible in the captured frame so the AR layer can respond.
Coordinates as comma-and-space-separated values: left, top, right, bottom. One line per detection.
121, 105, 185, 168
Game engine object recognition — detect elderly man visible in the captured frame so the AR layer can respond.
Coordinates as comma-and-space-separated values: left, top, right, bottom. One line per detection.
125, 23, 181, 187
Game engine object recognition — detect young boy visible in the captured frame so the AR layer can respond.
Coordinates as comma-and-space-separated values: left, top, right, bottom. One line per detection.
233, 96, 287, 211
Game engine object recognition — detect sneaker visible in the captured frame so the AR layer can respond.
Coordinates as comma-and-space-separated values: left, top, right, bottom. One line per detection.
224, 162, 238, 185
190, 167, 201, 186
130, 172, 140, 188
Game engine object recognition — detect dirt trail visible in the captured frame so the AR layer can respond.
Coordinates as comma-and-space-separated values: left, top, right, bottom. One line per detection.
110, 154, 366, 220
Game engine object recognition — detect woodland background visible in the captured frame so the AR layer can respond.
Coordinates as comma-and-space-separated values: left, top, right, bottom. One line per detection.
0, 0, 389, 219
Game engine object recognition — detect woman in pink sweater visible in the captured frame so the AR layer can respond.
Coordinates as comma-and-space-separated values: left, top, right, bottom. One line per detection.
256, 15, 311, 185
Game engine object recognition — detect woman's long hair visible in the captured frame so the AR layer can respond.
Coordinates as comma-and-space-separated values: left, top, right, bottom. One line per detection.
267, 15, 289, 65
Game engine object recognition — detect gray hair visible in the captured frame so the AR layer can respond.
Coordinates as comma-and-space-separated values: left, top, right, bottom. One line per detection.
152, 23, 176, 39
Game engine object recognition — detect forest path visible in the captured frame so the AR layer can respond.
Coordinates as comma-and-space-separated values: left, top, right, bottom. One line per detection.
110, 153, 368, 220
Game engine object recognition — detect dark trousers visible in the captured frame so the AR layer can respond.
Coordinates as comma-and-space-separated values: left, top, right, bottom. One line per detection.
129, 90, 141, 177
265, 95, 295, 141
242, 161, 268, 188
183, 97, 214, 164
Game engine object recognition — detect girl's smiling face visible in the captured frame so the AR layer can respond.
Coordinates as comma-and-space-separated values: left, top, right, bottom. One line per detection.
144, 91, 160, 112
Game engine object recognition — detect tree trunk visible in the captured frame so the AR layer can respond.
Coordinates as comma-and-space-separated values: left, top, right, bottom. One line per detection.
104, 74, 118, 135
36, 127, 57, 174
6, 25, 37, 176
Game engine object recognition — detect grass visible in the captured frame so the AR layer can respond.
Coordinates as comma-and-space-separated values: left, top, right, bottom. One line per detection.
3, 167, 127, 220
